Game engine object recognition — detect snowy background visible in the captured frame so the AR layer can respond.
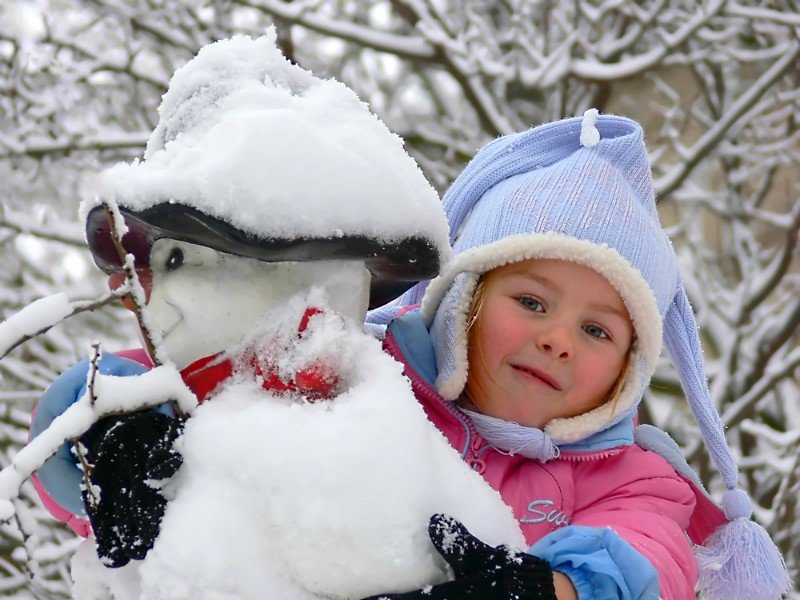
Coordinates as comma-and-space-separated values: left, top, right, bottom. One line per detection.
0, 1, 798, 597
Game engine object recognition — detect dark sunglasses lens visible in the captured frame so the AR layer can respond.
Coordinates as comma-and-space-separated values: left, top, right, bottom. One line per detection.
86, 208, 153, 273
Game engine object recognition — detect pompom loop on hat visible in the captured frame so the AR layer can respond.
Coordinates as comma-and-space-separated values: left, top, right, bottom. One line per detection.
580, 108, 600, 147
696, 487, 791, 600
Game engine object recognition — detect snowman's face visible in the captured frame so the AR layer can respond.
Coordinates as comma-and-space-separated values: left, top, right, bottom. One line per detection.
146, 238, 370, 370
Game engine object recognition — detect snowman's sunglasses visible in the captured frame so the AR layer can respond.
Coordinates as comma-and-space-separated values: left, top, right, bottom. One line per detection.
85, 204, 441, 308
85, 204, 255, 274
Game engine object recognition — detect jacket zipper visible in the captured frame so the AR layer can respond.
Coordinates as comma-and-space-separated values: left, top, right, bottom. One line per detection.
559, 448, 625, 461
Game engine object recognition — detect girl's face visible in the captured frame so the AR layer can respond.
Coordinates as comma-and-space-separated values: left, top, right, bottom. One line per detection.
464, 259, 633, 429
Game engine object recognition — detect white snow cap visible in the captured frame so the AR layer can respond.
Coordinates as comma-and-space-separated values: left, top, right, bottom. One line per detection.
579, 108, 600, 148
88, 29, 449, 252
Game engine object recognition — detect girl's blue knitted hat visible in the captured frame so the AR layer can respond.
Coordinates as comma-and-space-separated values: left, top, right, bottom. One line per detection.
409, 112, 790, 599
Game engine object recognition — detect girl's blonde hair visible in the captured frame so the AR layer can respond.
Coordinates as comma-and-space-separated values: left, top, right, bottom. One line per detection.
464, 270, 632, 415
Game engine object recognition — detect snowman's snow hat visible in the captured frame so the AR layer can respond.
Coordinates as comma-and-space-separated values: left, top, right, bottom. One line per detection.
83, 30, 450, 308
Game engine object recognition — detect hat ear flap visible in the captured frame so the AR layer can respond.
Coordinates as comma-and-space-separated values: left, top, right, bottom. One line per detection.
426, 272, 479, 401
663, 287, 791, 599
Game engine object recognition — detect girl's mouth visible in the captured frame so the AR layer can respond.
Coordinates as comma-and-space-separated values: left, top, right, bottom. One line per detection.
511, 365, 561, 390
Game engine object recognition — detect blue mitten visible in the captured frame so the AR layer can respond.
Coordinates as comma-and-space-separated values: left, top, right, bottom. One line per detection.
31, 354, 150, 515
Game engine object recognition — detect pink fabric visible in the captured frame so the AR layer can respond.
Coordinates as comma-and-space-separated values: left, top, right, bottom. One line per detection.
385, 332, 701, 600
117, 348, 154, 367
31, 473, 91, 537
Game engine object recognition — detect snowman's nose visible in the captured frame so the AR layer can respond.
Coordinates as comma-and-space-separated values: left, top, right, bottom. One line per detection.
107, 269, 153, 311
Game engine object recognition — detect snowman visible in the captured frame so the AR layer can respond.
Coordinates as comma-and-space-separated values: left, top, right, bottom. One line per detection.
48, 32, 525, 599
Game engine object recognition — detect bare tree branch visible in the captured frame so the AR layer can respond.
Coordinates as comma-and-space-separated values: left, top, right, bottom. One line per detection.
655, 41, 800, 199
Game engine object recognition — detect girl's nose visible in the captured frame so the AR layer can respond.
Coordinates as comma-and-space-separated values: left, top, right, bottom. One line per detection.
107, 269, 153, 311
536, 324, 573, 360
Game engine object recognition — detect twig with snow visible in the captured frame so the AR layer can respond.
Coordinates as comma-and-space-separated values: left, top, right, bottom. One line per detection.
100, 200, 166, 368
99, 199, 192, 418
0, 364, 197, 525
11, 496, 42, 582
0, 290, 129, 361
73, 343, 101, 514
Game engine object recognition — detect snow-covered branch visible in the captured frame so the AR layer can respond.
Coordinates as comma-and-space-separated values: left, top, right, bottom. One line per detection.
237, 0, 437, 60
0, 207, 85, 247
0, 365, 196, 523
89, 0, 200, 53
572, 0, 725, 82
0, 132, 150, 160
725, 3, 800, 26
0, 291, 127, 360
654, 41, 800, 199
742, 202, 800, 315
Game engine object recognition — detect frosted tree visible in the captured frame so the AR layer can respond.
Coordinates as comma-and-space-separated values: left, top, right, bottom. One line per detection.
0, 1, 797, 596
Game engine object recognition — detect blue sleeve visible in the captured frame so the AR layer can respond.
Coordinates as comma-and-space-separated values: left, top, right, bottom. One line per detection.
366, 304, 404, 326
529, 525, 660, 600
31, 355, 150, 516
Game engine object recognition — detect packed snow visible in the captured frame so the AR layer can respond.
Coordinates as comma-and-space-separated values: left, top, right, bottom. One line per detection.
70, 291, 525, 599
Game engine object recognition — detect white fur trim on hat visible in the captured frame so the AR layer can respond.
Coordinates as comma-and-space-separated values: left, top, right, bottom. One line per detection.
437, 273, 479, 401
421, 233, 663, 443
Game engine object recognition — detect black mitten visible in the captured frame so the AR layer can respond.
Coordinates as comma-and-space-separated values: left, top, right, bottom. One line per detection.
79, 411, 184, 568
362, 514, 556, 600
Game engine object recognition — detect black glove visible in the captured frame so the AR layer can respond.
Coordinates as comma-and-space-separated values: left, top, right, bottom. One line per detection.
362, 514, 556, 600
79, 411, 185, 568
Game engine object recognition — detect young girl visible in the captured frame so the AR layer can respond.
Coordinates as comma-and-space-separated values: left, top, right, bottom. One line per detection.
364, 113, 790, 599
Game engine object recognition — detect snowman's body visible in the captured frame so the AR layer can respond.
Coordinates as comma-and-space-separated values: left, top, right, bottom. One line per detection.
71, 253, 524, 599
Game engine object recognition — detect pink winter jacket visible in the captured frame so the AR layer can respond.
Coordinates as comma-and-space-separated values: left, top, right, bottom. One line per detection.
383, 320, 705, 600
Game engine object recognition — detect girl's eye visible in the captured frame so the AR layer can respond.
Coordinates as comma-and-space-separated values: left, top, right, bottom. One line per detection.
583, 324, 610, 339
518, 296, 544, 312
165, 248, 184, 271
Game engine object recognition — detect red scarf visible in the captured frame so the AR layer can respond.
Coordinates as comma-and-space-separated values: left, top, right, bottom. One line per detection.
179, 307, 338, 403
